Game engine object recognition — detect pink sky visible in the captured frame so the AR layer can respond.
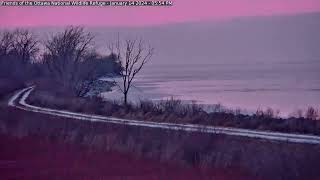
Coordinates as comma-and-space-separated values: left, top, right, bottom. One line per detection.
1, 0, 320, 27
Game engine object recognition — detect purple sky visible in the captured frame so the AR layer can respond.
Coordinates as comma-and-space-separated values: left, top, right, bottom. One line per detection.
1, 0, 320, 27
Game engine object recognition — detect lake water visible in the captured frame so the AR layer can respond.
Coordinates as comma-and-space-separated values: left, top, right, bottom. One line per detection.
102, 61, 320, 117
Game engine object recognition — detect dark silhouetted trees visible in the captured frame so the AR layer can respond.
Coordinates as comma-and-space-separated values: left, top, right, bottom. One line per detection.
0, 29, 39, 80
44, 26, 122, 96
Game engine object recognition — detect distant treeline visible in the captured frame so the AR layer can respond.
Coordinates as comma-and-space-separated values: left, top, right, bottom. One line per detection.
0, 26, 122, 96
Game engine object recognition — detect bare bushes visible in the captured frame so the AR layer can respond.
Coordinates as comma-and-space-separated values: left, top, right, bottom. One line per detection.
27, 89, 320, 135
255, 108, 280, 119
1, 107, 320, 180
305, 107, 319, 120
137, 98, 205, 121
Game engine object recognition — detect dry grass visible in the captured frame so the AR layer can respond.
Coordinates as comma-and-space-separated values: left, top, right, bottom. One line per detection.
0, 78, 25, 100
1, 134, 256, 180
2, 81, 320, 179
27, 88, 320, 135
1, 105, 320, 180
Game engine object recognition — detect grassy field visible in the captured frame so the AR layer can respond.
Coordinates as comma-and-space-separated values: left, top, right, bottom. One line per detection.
0, 134, 256, 180
1, 104, 320, 180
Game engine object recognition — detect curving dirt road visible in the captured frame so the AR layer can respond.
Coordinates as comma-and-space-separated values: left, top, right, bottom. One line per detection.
8, 87, 320, 145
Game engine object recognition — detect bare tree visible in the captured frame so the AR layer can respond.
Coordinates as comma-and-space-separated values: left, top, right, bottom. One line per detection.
0, 29, 39, 79
44, 26, 97, 96
109, 37, 154, 105
11, 29, 39, 64
0, 31, 14, 58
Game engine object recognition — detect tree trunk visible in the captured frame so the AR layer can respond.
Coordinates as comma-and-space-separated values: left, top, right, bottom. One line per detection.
124, 92, 128, 106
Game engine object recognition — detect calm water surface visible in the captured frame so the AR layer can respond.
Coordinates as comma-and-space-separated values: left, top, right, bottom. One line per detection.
103, 61, 320, 116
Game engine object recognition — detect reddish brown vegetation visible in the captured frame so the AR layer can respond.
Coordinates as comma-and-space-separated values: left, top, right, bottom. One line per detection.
0, 134, 254, 180
1, 105, 320, 180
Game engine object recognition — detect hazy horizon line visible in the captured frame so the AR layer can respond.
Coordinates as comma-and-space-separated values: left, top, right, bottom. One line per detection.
1, 11, 320, 29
